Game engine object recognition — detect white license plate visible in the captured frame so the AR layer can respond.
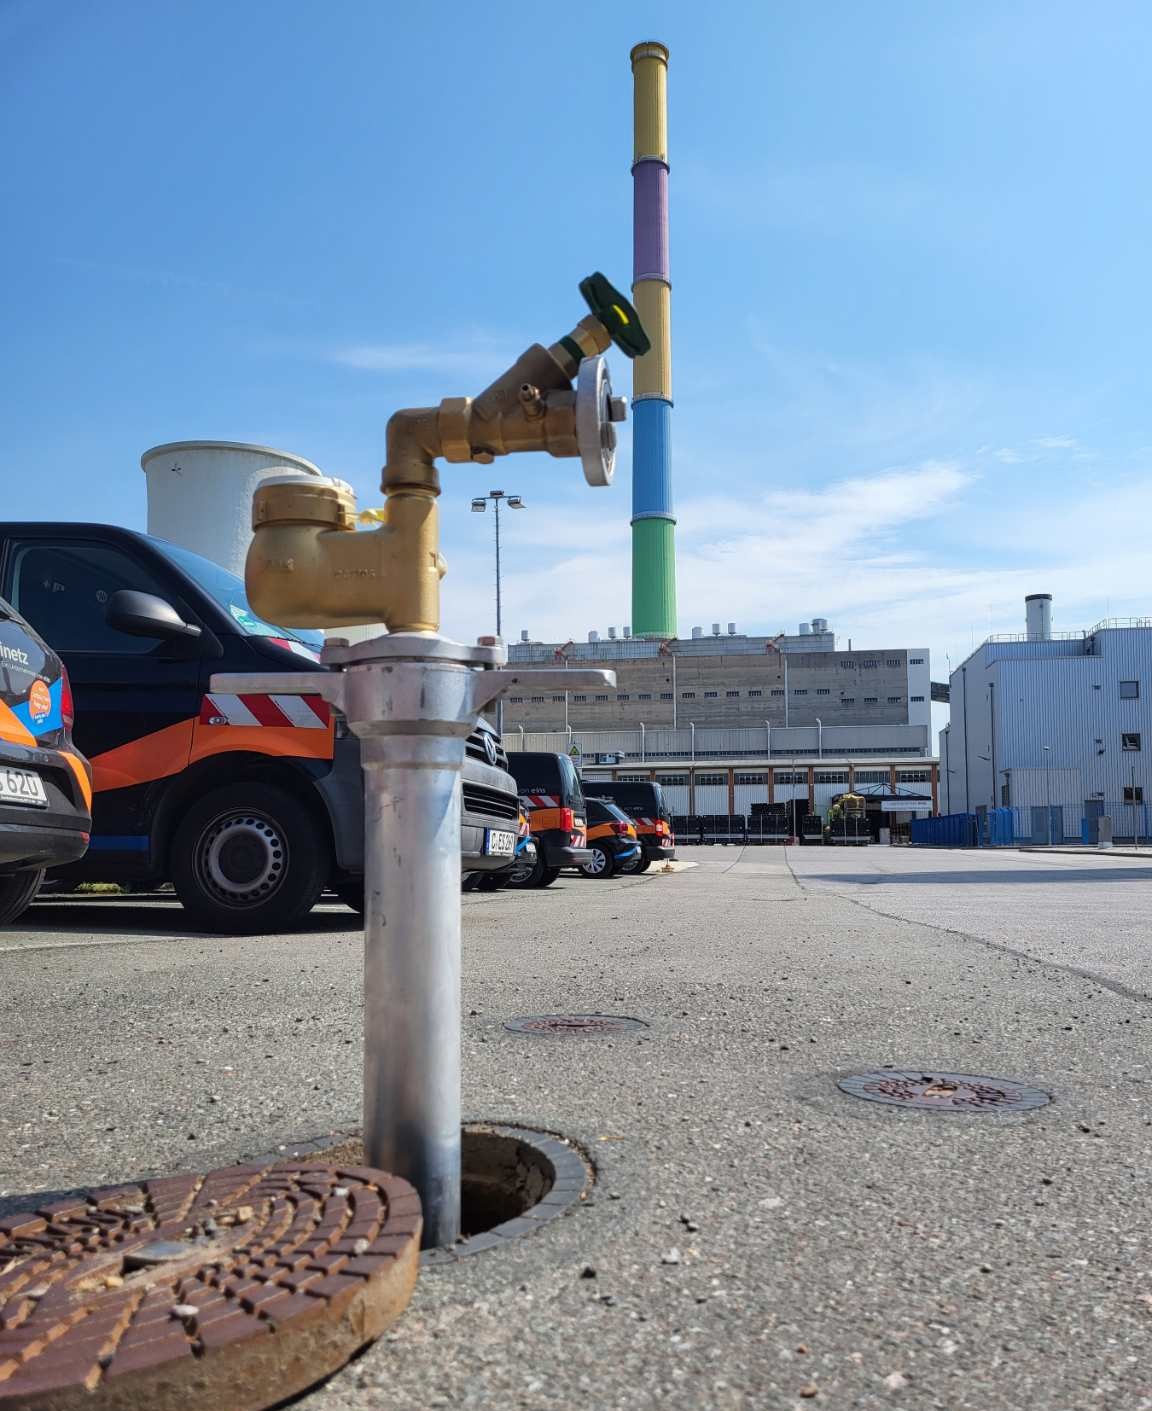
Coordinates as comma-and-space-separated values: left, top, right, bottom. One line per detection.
0, 766, 48, 807
484, 829, 516, 857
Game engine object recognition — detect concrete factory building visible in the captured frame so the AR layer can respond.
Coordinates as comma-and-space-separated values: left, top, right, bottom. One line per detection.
505, 621, 939, 834
506, 619, 932, 750
941, 594, 1152, 842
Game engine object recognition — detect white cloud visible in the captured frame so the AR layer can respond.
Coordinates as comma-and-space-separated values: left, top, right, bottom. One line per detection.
989, 436, 1084, 465
443, 460, 976, 650
439, 452, 1152, 696
326, 340, 509, 378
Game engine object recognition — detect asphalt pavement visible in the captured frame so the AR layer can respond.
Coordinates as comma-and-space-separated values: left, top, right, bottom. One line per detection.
3, 847, 1152, 1410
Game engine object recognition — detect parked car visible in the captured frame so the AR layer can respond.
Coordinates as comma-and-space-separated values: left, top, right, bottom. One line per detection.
578, 779, 676, 872
0, 523, 520, 932
579, 798, 641, 878
505, 751, 590, 888
465, 810, 536, 892
0, 593, 92, 925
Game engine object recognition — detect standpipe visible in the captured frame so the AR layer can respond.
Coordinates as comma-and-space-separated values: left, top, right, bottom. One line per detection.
213, 275, 646, 1249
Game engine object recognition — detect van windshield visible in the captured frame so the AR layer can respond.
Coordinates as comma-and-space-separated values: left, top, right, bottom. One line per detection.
152, 538, 325, 653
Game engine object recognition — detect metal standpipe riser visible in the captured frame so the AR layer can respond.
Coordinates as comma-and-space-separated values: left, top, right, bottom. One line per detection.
359, 731, 465, 1250
216, 636, 612, 1254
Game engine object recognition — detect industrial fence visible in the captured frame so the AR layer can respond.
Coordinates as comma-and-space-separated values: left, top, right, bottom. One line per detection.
909, 805, 1117, 848
911, 809, 1018, 848
1081, 803, 1151, 846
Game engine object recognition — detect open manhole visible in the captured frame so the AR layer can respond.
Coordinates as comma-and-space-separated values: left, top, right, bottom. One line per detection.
0, 1160, 420, 1410
838, 1070, 1052, 1113
305, 1125, 592, 1268
503, 1014, 649, 1036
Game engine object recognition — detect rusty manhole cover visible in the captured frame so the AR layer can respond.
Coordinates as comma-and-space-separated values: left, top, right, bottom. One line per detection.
838, 1070, 1051, 1113
0, 1161, 421, 1410
503, 1014, 649, 1036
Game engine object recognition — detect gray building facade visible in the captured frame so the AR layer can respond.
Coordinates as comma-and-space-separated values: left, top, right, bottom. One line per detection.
941, 598, 1152, 838
505, 621, 932, 743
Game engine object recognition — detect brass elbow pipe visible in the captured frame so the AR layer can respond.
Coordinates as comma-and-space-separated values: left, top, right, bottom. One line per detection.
382, 313, 611, 488
246, 275, 639, 635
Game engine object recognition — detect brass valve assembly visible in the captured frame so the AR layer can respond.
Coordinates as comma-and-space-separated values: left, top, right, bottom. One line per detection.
245, 274, 645, 634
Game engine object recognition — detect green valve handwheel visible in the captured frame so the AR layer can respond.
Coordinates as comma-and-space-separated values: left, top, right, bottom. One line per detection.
579, 272, 651, 359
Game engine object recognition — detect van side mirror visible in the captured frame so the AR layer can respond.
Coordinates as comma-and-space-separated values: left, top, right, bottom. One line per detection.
105, 589, 202, 640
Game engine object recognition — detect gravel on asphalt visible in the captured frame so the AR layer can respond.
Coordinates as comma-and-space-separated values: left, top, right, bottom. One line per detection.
2, 846, 1151, 1410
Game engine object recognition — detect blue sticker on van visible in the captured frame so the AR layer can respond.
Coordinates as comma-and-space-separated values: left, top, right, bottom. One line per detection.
11, 676, 62, 736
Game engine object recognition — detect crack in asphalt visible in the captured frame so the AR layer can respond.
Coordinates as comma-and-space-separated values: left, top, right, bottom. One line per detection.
780, 847, 1152, 1008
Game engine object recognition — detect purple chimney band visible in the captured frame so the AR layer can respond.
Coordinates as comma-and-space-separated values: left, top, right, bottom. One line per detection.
633, 158, 670, 284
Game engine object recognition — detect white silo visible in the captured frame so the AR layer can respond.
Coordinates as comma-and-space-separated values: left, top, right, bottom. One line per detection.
140, 440, 323, 577
1025, 593, 1052, 640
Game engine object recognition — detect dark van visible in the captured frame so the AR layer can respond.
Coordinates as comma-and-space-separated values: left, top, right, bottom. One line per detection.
0, 594, 92, 925
576, 779, 675, 872
504, 751, 590, 887
0, 523, 521, 933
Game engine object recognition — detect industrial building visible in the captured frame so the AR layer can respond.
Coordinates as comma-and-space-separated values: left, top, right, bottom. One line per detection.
505, 621, 938, 837
503, 742, 937, 838
505, 620, 933, 755
940, 594, 1152, 841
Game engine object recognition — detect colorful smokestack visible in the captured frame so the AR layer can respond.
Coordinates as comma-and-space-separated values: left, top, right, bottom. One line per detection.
630, 40, 677, 639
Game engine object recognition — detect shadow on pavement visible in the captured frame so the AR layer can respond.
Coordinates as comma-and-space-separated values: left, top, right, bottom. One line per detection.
808, 868, 1152, 886
21, 900, 359, 938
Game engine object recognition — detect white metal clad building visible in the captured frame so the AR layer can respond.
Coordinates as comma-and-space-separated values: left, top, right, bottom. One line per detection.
940, 594, 1152, 837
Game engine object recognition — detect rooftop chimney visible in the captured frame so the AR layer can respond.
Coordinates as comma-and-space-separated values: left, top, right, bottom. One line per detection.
520, 629, 529, 643
1025, 593, 1052, 641
691, 626, 702, 639
727, 622, 736, 635
711, 622, 721, 636
608, 626, 617, 640
799, 622, 811, 636
588, 630, 600, 643
623, 625, 632, 639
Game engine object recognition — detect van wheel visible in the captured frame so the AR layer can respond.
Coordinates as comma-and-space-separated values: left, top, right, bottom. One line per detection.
630, 857, 652, 874
0, 868, 44, 926
579, 845, 616, 879
535, 866, 560, 888
171, 783, 328, 934
505, 855, 543, 889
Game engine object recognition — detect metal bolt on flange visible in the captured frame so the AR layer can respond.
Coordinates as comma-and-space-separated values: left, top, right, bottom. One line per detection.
837, 1070, 1052, 1113
503, 1014, 649, 1036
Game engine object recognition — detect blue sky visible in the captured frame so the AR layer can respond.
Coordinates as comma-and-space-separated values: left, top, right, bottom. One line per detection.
4, 0, 1152, 720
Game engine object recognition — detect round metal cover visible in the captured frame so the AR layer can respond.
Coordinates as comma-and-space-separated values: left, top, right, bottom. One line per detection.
838, 1070, 1051, 1113
0, 1161, 421, 1411
504, 1013, 648, 1035
575, 356, 617, 487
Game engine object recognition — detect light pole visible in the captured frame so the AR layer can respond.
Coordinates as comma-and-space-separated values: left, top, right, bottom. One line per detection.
639, 720, 646, 763
689, 720, 695, 762
764, 718, 771, 761
471, 490, 525, 733
1042, 744, 1052, 845
815, 716, 823, 761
